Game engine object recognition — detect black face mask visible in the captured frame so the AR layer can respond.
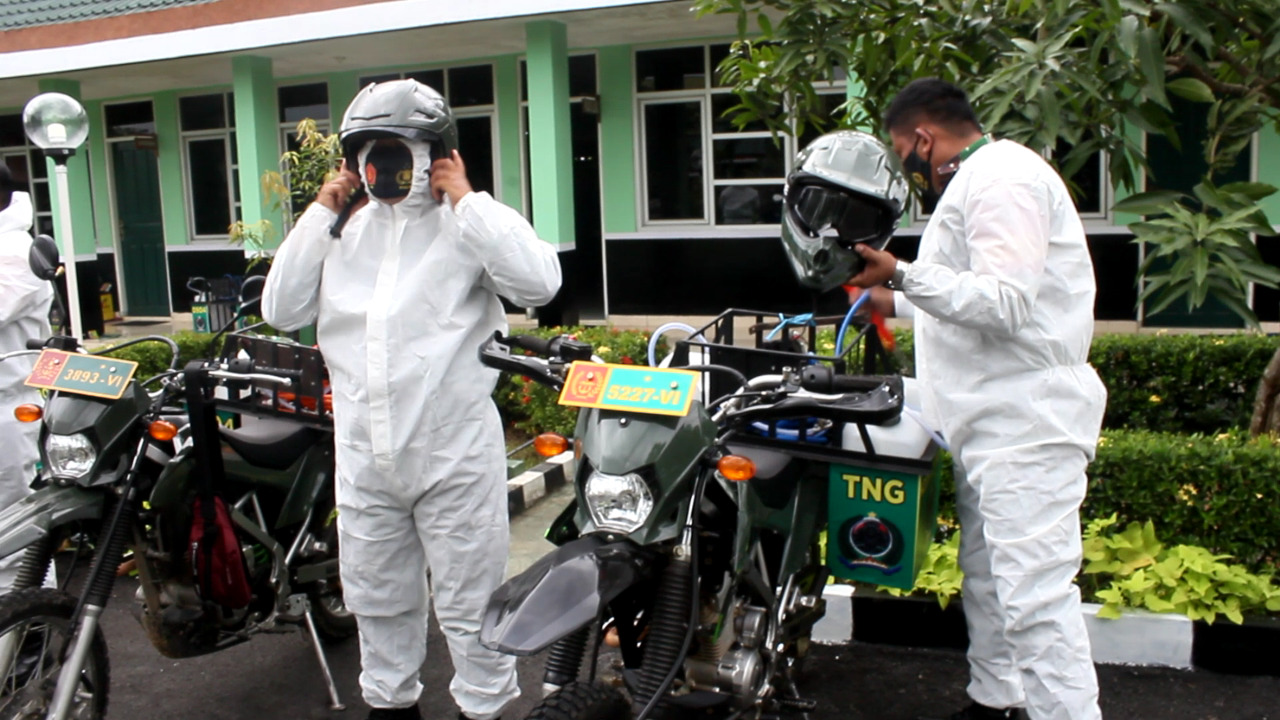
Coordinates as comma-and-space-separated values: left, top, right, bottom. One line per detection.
902, 139, 942, 211
363, 142, 415, 200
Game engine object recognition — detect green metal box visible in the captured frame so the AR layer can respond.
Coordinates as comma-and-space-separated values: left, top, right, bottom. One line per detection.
826, 460, 940, 590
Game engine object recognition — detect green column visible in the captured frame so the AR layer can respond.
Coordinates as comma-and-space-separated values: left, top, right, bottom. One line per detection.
525, 20, 575, 249
329, 71, 360, 132
84, 100, 113, 250
232, 56, 282, 250
36, 79, 96, 257
1258, 125, 1280, 224
153, 92, 190, 246
494, 55, 524, 213
598, 45, 636, 233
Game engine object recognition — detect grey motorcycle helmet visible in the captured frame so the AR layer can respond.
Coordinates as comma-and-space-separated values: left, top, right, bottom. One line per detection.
781, 130, 909, 292
339, 79, 459, 170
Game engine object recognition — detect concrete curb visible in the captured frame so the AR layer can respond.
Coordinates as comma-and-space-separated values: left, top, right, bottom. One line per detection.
813, 587, 1199, 670
507, 451, 576, 517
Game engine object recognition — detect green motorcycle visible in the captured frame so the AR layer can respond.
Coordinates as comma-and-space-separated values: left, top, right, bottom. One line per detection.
477, 314, 937, 720
0, 266, 353, 720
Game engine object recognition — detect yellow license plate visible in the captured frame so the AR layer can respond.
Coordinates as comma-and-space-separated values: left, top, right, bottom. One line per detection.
558, 362, 698, 417
25, 350, 139, 400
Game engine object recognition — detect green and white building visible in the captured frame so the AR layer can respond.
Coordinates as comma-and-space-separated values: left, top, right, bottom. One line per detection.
2, 0, 1278, 332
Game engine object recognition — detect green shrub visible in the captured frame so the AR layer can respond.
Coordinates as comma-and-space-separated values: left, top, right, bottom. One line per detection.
1089, 333, 1278, 434
1081, 514, 1280, 624
97, 331, 217, 382
821, 327, 1276, 433
493, 326, 663, 437
1085, 429, 1280, 573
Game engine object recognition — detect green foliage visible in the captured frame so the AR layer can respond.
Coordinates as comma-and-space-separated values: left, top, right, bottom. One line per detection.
264, 118, 343, 223
878, 533, 964, 609
1086, 429, 1280, 573
1089, 332, 1280, 433
96, 331, 217, 382
1081, 515, 1280, 624
1117, 181, 1280, 327
493, 326, 664, 437
694, 0, 1280, 333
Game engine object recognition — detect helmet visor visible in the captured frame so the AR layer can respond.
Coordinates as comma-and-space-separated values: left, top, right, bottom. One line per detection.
789, 183, 894, 247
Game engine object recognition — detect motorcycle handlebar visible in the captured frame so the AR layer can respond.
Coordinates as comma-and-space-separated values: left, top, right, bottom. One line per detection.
799, 365, 888, 395
502, 334, 555, 356
26, 339, 45, 350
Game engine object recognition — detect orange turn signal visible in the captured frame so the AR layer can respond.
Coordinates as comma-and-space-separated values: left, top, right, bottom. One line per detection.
14, 404, 42, 423
717, 455, 756, 482
149, 420, 179, 442
534, 433, 570, 458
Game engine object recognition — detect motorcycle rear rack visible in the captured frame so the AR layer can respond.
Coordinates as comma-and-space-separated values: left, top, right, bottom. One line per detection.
218, 334, 333, 429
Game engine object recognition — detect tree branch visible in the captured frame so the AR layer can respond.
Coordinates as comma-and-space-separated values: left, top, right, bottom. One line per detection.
1168, 55, 1254, 97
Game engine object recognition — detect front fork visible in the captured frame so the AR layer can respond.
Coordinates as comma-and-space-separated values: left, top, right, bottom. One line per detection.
45, 436, 149, 720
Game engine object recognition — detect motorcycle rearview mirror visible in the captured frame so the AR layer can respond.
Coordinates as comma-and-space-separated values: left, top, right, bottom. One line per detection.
237, 276, 265, 319
29, 234, 72, 337
28, 234, 60, 282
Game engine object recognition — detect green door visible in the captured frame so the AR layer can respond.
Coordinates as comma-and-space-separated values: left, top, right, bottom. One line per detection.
112, 142, 170, 317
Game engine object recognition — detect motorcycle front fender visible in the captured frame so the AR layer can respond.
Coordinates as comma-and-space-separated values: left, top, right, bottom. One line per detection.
481, 535, 652, 656
0, 484, 105, 559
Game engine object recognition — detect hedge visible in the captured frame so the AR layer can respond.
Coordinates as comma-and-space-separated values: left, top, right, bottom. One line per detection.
1089, 333, 1278, 434
820, 327, 1277, 434
95, 331, 217, 381
932, 429, 1280, 573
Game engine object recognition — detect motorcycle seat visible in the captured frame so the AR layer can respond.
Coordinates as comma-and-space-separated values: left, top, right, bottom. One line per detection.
220, 417, 322, 471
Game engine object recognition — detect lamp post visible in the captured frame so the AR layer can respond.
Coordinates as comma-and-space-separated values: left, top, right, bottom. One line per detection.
23, 92, 89, 340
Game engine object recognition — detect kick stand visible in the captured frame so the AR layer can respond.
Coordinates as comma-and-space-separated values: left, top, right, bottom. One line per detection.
304, 609, 346, 711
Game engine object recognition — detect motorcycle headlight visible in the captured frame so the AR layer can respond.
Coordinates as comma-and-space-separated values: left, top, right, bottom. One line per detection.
584, 470, 654, 534
45, 433, 97, 479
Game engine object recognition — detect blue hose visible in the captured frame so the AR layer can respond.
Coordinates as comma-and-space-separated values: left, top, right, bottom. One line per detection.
836, 291, 870, 356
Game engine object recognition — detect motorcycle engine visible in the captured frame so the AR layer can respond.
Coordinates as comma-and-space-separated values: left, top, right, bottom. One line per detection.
685, 602, 767, 701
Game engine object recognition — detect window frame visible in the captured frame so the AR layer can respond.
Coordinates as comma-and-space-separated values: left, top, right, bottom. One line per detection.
177, 91, 239, 241
0, 122, 56, 240
632, 42, 846, 231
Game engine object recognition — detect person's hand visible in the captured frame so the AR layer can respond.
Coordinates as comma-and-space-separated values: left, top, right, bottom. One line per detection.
845, 244, 900, 288
315, 164, 365, 214
430, 149, 473, 204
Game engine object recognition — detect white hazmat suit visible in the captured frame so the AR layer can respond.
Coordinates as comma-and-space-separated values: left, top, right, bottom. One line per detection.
0, 191, 53, 592
896, 139, 1106, 720
262, 140, 561, 719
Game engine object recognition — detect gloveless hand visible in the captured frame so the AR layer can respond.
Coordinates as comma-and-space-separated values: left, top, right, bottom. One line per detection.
845, 244, 900, 288
315, 165, 366, 214
430, 149, 474, 205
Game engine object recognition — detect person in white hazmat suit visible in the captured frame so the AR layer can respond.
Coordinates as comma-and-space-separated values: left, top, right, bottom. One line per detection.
845, 79, 1107, 720
0, 166, 53, 593
261, 80, 562, 720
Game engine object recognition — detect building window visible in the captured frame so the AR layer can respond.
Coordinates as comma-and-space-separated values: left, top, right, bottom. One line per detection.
179, 92, 238, 238
1053, 138, 1108, 219
635, 44, 844, 228
1, 114, 56, 238
356, 65, 497, 197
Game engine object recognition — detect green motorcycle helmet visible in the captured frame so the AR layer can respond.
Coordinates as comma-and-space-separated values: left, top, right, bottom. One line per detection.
781, 130, 909, 292
339, 79, 459, 170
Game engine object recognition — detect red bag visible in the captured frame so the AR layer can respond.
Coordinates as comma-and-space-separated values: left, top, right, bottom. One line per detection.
189, 496, 253, 609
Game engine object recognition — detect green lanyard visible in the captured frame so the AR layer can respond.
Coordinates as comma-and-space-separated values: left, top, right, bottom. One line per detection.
938, 135, 993, 178
957, 134, 993, 162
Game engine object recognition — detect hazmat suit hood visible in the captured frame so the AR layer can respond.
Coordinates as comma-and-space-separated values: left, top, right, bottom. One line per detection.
357, 139, 437, 213
0, 191, 33, 237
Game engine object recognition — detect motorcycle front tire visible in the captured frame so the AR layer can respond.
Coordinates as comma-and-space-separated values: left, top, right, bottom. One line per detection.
525, 682, 631, 720
0, 588, 110, 720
